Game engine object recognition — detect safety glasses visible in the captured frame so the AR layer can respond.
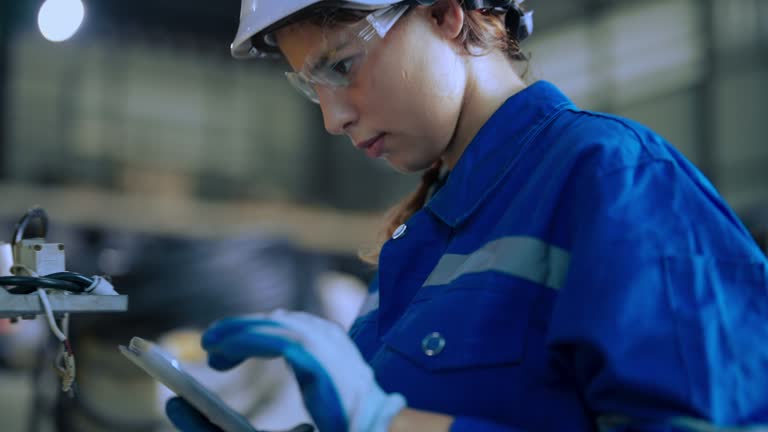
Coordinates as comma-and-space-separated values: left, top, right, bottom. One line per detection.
283, 4, 411, 104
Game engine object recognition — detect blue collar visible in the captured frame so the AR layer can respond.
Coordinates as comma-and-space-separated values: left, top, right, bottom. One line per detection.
426, 81, 575, 228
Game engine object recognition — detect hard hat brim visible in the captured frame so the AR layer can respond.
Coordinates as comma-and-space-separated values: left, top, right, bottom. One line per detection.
231, 0, 401, 59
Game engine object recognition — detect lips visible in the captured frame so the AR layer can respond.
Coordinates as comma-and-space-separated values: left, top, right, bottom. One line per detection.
354, 133, 386, 159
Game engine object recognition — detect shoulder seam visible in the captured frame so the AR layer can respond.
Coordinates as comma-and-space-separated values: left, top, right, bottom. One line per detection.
575, 110, 646, 149
570, 110, 674, 175
599, 157, 675, 177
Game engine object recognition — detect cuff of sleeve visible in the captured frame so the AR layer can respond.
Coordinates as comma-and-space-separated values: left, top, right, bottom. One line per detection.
357, 390, 406, 432
449, 416, 523, 432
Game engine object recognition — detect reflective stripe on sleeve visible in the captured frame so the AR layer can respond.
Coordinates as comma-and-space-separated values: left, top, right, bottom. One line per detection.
423, 236, 570, 290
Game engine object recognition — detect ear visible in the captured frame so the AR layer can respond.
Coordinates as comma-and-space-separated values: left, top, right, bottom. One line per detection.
428, 0, 465, 41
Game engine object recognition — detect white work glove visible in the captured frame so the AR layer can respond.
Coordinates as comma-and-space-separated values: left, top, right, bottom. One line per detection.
168, 309, 406, 432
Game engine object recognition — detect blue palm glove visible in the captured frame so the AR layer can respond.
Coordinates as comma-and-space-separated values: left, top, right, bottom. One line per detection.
168, 309, 406, 432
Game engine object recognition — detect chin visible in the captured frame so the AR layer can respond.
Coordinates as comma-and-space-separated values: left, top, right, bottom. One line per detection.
386, 156, 438, 174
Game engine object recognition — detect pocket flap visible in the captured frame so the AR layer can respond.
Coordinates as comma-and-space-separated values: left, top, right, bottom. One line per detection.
381, 287, 535, 371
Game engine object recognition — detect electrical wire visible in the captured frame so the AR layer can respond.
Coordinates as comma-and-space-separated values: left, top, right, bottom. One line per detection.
37, 288, 67, 342
62, 312, 70, 338
47, 272, 94, 287
37, 288, 77, 393
12, 207, 48, 247
2, 277, 85, 294
0, 270, 94, 294
55, 340, 76, 394
11, 207, 49, 265
8, 207, 78, 396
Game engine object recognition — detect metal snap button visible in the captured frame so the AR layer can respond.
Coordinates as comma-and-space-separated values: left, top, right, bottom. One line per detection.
421, 332, 446, 356
392, 224, 407, 240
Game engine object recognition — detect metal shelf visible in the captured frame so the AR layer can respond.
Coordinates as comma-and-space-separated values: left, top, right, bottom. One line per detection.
0, 291, 128, 319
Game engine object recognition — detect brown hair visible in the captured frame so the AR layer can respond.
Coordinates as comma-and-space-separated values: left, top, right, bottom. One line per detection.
359, 3, 530, 266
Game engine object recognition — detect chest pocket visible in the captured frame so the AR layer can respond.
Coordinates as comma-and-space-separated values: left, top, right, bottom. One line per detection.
381, 274, 541, 371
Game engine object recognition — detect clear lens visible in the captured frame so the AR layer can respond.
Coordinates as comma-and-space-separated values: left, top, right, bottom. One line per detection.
308, 53, 358, 86
285, 72, 320, 104
284, 4, 411, 104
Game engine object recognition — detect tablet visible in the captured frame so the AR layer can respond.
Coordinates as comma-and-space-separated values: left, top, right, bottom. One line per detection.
119, 336, 255, 432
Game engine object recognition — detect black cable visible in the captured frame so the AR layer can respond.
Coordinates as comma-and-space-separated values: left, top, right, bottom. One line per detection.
12, 206, 49, 247
46, 272, 94, 287
0, 276, 87, 294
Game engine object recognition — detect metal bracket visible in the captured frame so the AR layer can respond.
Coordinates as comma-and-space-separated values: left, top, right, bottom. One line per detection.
0, 290, 128, 319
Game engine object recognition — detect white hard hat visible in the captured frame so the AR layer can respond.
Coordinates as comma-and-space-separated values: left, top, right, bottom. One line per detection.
231, 0, 403, 59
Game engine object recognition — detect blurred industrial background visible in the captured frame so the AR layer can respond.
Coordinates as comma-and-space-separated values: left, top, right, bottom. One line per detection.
0, 0, 766, 431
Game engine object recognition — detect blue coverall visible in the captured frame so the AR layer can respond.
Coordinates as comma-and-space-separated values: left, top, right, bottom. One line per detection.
349, 81, 768, 431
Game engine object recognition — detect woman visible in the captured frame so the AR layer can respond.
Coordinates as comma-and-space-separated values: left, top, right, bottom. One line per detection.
166, 1, 768, 431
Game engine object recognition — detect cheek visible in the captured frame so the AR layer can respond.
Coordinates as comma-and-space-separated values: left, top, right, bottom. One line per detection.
396, 45, 460, 101
371, 44, 464, 135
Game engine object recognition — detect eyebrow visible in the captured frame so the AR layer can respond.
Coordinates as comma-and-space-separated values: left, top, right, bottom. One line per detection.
309, 39, 354, 70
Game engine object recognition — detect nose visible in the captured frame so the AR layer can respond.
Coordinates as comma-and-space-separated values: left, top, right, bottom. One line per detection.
317, 87, 357, 135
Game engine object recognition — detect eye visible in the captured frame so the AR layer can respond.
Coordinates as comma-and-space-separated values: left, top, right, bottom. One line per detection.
329, 56, 359, 76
